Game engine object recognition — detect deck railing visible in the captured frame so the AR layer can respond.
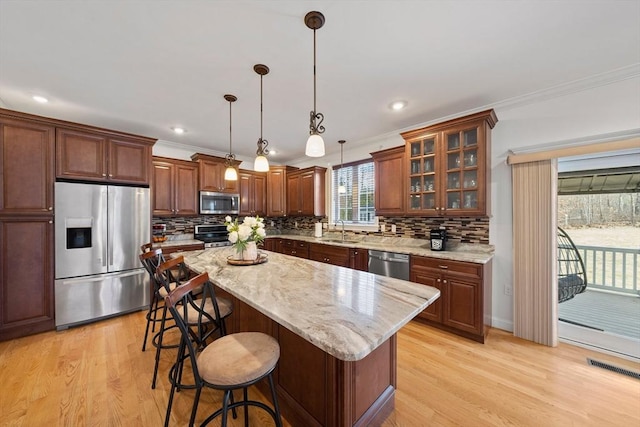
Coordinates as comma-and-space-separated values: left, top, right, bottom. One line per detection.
575, 245, 640, 295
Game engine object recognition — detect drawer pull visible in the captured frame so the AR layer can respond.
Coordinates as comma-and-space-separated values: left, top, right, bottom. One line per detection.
438, 265, 449, 269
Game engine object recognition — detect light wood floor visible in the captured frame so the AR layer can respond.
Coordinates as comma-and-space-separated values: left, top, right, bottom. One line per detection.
1, 311, 639, 426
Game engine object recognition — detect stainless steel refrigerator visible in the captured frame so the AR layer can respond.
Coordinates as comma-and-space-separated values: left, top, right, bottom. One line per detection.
54, 182, 150, 329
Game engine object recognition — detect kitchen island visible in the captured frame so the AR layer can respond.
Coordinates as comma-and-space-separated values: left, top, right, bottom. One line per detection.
179, 247, 440, 427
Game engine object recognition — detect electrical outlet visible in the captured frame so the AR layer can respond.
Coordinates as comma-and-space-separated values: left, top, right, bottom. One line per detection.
505, 286, 513, 296
294, 221, 298, 228
391, 224, 397, 233
380, 224, 386, 232
270, 220, 274, 227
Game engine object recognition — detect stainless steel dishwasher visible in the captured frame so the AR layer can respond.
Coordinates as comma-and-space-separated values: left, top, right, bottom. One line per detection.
368, 250, 410, 280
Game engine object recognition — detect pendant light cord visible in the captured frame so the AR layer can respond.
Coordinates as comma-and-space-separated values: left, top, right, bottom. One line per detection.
229, 99, 233, 154
260, 73, 264, 139
313, 28, 317, 114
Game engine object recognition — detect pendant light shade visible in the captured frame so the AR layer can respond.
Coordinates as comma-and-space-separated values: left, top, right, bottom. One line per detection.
337, 139, 346, 193
253, 64, 270, 172
305, 11, 326, 158
223, 94, 238, 181
306, 134, 325, 157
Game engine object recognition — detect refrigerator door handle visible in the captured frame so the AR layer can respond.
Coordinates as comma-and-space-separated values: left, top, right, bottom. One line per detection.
108, 188, 114, 268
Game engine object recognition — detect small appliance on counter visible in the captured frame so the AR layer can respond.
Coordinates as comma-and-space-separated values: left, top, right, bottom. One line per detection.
430, 227, 447, 251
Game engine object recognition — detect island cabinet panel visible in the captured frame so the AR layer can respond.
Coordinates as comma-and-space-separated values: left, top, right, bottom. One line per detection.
56, 128, 153, 185
410, 255, 490, 343
191, 153, 240, 193
309, 243, 350, 267
209, 285, 398, 427
371, 145, 406, 215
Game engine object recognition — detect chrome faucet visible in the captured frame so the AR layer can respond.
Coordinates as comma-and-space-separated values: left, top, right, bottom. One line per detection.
339, 220, 345, 242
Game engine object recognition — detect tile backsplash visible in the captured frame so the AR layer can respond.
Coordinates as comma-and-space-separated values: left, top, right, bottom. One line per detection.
154, 214, 489, 245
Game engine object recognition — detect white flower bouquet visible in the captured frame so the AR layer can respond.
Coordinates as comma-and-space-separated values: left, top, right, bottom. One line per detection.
224, 215, 266, 258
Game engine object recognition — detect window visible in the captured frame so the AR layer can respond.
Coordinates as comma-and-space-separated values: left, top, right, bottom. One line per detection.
332, 160, 375, 225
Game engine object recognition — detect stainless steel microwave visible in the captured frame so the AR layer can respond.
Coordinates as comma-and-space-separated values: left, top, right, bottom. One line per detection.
199, 191, 239, 215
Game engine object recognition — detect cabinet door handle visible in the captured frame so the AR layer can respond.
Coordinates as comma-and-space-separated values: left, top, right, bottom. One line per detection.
48, 207, 53, 211
437, 278, 441, 283
49, 220, 53, 224
443, 279, 448, 284
438, 265, 448, 269
102, 173, 107, 177
109, 174, 113, 178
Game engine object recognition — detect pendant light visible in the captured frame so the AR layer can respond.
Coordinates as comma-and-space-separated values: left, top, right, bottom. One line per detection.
337, 140, 346, 194
304, 11, 326, 158
223, 94, 238, 181
253, 64, 270, 172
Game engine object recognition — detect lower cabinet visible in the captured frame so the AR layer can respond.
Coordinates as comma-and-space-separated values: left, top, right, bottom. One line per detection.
410, 255, 491, 343
280, 239, 309, 259
350, 248, 369, 271
309, 243, 350, 267
0, 217, 55, 341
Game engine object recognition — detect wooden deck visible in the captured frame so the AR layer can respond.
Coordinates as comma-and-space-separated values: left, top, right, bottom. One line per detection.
558, 288, 640, 340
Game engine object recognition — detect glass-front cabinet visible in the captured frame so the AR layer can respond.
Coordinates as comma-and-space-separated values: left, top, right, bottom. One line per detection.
402, 109, 497, 217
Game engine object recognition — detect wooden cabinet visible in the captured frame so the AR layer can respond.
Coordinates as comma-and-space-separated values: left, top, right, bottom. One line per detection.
309, 242, 350, 267
0, 111, 56, 341
287, 166, 326, 217
56, 127, 154, 185
266, 166, 289, 217
371, 146, 406, 215
191, 153, 240, 193
239, 171, 266, 216
350, 248, 369, 271
0, 116, 55, 215
152, 157, 198, 217
401, 109, 497, 217
410, 255, 491, 343
0, 217, 55, 341
280, 239, 309, 259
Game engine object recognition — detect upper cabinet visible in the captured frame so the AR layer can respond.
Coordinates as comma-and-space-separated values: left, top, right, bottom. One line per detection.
152, 157, 199, 217
0, 115, 55, 215
371, 146, 405, 216
266, 166, 289, 217
56, 128, 154, 185
239, 171, 266, 216
401, 109, 497, 217
287, 166, 326, 217
191, 153, 240, 193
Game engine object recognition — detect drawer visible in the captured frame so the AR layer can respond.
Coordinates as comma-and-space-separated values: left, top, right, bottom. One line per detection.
411, 256, 481, 279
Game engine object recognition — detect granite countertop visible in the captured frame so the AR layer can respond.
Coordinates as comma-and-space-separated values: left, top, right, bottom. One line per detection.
178, 247, 440, 362
267, 233, 494, 264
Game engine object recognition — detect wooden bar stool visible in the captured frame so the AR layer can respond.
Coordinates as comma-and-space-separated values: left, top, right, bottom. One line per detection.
139, 248, 167, 352
153, 257, 233, 390
164, 272, 282, 427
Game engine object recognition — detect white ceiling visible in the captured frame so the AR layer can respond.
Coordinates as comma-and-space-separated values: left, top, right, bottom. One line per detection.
1, 1, 638, 165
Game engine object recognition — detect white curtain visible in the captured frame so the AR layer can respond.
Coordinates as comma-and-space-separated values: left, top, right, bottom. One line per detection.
511, 159, 558, 346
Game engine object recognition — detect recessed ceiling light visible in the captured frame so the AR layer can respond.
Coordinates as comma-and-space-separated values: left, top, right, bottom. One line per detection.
171, 127, 186, 134
32, 95, 48, 103
390, 100, 407, 111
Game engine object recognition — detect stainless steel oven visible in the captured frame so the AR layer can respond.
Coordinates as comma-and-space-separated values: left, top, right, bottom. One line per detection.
194, 224, 231, 248
199, 191, 239, 215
